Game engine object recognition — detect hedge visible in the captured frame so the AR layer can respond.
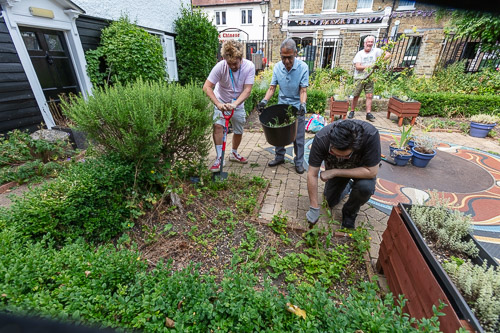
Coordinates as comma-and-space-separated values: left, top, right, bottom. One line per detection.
409, 92, 500, 117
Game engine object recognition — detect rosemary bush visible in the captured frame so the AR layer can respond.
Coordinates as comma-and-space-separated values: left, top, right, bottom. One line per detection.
443, 259, 500, 333
62, 79, 212, 168
409, 204, 479, 257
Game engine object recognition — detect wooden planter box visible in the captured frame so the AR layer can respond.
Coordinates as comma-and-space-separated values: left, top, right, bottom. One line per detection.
387, 97, 421, 126
377, 204, 497, 333
329, 97, 349, 122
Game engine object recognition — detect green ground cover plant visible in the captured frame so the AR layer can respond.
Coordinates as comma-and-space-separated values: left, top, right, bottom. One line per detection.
3, 155, 135, 244
85, 16, 166, 86
0, 130, 73, 185
0, 170, 444, 331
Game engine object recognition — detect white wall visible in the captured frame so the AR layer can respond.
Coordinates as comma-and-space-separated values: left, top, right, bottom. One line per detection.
202, 4, 268, 40
73, 0, 190, 33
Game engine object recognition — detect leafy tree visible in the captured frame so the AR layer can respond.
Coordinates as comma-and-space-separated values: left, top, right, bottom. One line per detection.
444, 10, 500, 52
85, 16, 166, 86
174, 6, 219, 85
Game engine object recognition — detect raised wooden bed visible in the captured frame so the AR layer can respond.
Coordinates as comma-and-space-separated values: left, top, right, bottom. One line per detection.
377, 204, 496, 332
329, 97, 349, 122
386, 97, 421, 126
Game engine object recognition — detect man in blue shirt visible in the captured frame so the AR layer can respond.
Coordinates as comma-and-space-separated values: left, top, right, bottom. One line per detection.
258, 39, 309, 174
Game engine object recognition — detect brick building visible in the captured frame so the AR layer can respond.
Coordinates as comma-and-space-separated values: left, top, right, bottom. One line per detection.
267, 0, 448, 76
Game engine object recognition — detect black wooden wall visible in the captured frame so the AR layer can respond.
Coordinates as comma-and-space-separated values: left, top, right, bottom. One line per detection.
75, 15, 110, 51
0, 16, 44, 135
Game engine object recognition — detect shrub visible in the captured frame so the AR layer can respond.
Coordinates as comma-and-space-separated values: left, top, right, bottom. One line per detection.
443, 259, 500, 333
409, 204, 479, 258
85, 16, 166, 86
62, 79, 212, 168
408, 92, 500, 117
174, 6, 219, 85
3, 156, 135, 243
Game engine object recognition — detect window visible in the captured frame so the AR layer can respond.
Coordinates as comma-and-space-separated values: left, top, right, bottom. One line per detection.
290, 0, 304, 14
397, 0, 416, 10
241, 9, 252, 24
356, 0, 373, 11
322, 0, 337, 11
215, 11, 226, 25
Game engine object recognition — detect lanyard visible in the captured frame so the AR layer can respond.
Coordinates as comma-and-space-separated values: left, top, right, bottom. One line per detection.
229, 66, 241, 100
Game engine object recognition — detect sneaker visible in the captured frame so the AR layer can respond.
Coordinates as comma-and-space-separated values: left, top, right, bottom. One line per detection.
366, 113, 376, 122
209, 158, 225, 172
347, 111, 355, 119
229, 151, 248, 164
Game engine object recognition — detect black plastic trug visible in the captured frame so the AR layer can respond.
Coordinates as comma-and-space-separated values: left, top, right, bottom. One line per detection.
259, 104, 298, 147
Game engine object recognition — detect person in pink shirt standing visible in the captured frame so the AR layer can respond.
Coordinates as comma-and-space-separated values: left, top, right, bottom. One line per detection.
203, 40, 255, 172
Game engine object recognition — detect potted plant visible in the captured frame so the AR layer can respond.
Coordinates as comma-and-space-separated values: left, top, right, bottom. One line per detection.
387, 95, 421, 127
411, 134, 437, 168
390, 125, 413, 166
378, 202, 499, 332
469, 114, 499, 138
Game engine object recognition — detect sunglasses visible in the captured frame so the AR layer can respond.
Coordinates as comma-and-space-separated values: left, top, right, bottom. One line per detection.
329, 146, 353, 160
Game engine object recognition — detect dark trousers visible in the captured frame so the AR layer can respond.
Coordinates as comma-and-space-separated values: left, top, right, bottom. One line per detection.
324, 177, 376, 221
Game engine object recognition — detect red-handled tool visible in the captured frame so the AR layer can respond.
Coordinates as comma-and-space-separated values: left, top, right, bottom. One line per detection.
213, 108, 234, 181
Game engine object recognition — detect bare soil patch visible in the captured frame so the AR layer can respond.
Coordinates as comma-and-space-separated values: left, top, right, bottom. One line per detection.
127, 174, 370, 297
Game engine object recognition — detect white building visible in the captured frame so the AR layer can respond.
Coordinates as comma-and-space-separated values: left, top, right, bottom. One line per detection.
0, 0, 186, 133
193, 0, 269, 42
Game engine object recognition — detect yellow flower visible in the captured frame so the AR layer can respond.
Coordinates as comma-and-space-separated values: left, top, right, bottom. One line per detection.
150, 170, 155, 174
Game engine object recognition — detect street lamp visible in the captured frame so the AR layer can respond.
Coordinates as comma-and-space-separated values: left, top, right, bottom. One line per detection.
259, 1, 267, 41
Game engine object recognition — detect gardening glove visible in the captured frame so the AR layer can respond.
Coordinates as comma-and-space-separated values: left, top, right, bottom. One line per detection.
299, 103, 306, 116
257, 99, 268, 114
306, 206, 320, 224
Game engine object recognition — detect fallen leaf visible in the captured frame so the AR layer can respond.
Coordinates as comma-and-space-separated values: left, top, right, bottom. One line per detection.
165, 317, 175, 328
286, 302, 306, 319
177, 300, 183, 309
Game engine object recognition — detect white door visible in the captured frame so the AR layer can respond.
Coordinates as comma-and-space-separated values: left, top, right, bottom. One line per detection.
162, 35, 178, 81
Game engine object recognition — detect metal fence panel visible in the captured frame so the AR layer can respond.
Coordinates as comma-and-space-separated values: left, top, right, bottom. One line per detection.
437, 34, 500, 72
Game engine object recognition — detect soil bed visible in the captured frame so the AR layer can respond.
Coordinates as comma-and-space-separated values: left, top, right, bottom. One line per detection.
128, 174, 370, 297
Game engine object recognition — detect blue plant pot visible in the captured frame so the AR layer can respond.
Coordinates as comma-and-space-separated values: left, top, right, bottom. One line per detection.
470, 121, 496, 138
408, 140, 415, 149
394, 149, 413, 166
389, 145, 398, 157
411, 147, 436, 168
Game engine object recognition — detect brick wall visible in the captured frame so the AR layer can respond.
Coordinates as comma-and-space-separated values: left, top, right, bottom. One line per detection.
414, 29, 445, 77
338, 31, 360, 72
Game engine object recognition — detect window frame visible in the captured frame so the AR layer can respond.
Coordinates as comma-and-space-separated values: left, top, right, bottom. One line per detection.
290, 0, 304, 15
215, 10, 226, 26
241, 8, 253, 25
396, 0, 416, 11
322, 0, 337, 12
356, 0, 373, 12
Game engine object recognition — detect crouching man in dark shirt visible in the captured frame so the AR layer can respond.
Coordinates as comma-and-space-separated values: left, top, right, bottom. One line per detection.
306, 120, 381, 229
